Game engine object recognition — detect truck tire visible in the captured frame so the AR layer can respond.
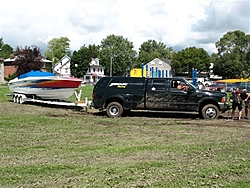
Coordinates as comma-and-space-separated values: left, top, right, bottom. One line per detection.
106, 102, 123, 118
201, 104, 219, 119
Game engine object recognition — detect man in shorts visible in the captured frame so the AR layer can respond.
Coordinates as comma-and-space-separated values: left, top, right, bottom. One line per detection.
230, 90, 243, 120
240, 89, 250, 119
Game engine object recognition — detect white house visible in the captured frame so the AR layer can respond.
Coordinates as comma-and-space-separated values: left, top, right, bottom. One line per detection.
144, 58, 172, 78
53, 55, 71, 76
83, 58, 105, 83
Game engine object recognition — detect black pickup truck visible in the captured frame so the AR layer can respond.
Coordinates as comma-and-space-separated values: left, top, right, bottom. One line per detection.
92, 77, 229, 119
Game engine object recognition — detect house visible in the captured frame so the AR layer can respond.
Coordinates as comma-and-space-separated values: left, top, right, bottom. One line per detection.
0, 55, 52, 83
130, 58, 172, 78
0, 57, 4, 83
145, 58, 172, 78
83, 58, 105, 83
53, 55, 71, 76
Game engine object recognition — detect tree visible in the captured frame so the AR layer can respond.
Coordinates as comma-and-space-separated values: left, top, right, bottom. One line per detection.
0, 38, 3, 49
0, 44, 13, 59
172, 47, 211, 76
70, 44, 100, 78
136, 39, 174, 67
99, 34, 137, 76
44, 37, 71, 64
213, 30, 250, 78
13, 46, 43, 77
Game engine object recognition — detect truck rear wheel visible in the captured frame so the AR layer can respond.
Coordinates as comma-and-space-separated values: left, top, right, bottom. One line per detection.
201, 104, 219, 119
106, 102, 123, 118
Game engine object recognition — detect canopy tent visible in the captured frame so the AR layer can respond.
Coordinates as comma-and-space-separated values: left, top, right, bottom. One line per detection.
215, 79, 250, 84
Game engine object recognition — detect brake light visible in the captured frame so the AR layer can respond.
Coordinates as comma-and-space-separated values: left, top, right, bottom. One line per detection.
221, 96, 226, 103
92, 93, 94, 99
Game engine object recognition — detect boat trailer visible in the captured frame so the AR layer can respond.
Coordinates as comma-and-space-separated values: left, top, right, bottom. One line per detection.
7, 90, 92, 112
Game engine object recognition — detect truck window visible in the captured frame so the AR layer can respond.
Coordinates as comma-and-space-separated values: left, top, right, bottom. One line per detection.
150, 79, 167, 91
97, 78, 110, 88
171, 80, 189, 91
172, 81, 178, 88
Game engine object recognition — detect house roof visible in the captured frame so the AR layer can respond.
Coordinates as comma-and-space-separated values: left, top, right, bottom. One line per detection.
158, 58, 171, 65
54, 55, 70, 68
146, 58, 172, 66
89, 64, 104, 68
3, 57, 52, 63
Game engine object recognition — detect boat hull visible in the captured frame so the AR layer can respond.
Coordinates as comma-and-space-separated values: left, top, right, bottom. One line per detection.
8, 76, 82, 100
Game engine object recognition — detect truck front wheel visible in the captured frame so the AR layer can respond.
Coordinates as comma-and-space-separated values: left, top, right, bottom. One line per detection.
106, 102, 123, 118
201, 104, 219, 119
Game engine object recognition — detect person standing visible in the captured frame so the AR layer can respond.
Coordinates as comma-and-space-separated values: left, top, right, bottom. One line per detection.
230, 90, 243, 120
240, 89, 250, 119
198, 81, 204, 90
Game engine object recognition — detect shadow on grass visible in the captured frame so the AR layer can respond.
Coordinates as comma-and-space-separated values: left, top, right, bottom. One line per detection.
8, 99, 233, 120
18, 101, 85, 111
92, 110, 235, 120
93, 110, 201, 119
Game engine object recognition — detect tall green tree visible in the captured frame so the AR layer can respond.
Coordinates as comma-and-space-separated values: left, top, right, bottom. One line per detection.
70, 44, 100, 78
0, 38, 5, 58
13, 46, 43, 77
0, 38, 3, 49
99, 34, 137, 76
44, 37, 71, 64
172, 47, 211, 76
136, 39, 174, 67
0, 44, 13, 59
213, 30, 250, 78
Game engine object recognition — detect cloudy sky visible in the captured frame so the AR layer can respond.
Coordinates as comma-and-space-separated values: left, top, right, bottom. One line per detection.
0, 0, 249, 55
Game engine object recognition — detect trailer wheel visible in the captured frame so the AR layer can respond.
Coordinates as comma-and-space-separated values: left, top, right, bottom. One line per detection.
106, 102, 123, 118
17, 96, 21, 104
13, 95, 18, 103
18, 96, 24, 104
201, 104, 219, 119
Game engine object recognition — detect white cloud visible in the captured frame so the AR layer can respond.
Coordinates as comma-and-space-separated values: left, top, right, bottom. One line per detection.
0, 0, 249, 54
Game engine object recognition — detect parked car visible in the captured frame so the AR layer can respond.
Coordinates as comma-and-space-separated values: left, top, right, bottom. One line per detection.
237, 82, 250, 92
226, 83, 236, 92
203, 80, 214, 87
209, 83, 226, 91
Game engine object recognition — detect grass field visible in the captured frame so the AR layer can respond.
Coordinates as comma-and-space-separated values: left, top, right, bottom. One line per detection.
0, 85, 250, 187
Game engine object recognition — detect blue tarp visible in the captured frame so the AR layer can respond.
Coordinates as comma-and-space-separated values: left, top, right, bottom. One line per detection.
18, 70, 55, 79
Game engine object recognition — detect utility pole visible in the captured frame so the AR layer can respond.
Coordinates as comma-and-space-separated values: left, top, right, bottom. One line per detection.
110, 55, 112, 77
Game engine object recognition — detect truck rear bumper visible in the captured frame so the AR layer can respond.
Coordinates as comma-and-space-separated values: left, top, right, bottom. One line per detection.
218, 102, 229, 112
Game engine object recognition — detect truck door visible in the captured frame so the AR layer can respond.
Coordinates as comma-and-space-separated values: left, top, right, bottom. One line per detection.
146, 78, 197, 111
145, 78, 171, 109
168, 79, 197, 111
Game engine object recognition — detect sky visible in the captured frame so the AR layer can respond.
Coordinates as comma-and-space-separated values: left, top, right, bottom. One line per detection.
0, 0, 249, 55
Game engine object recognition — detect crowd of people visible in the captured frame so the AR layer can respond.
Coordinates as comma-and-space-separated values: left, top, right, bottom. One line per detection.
230, 88, 250, 120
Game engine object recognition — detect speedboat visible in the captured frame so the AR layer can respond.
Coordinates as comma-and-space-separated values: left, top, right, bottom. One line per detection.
8, 70, 83, 100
